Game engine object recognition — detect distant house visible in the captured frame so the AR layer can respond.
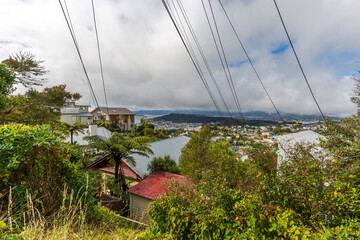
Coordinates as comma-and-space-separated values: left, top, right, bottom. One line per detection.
275, 130, 325, 167
60, 100, 93, 124
128, 171, 191, 222
91, 107, 135, 131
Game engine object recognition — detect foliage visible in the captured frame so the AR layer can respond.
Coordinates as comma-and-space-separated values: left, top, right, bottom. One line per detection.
83, 133, 153, 192
1, 187, 151, 240
0, 64, 15, 111
1, 51, 47, 87
149, 180, 311, 239
0, 124, 92, 218
150, 108, 360, 238
179, 126, 244, 187
0, 84, 80, 123
147, 155, 180, 175
0, 53, 81, 124
61, 121, 88, 144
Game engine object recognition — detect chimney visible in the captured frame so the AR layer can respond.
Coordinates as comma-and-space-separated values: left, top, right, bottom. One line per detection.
89, 123, 98, 136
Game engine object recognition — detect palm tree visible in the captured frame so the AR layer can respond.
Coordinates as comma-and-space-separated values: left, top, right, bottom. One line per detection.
83, 132, 153, 192
63, 121, 88, 144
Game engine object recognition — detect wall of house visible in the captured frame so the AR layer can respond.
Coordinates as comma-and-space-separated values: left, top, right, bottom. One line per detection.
60, 115, 79, 124
129, 194, 152, 223
80, 116, 94, 124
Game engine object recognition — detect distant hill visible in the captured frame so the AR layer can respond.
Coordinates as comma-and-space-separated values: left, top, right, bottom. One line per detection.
150, 113, 283, 126
134, 110, 339, 121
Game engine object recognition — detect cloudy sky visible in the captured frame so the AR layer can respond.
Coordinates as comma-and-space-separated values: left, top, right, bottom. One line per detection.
1, 0, 360, 116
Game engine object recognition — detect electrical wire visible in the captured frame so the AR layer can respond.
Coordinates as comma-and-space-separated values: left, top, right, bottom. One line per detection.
201, 0, 244, 119
176, 0, 232, 117
59, 0, 100, 109
273, 0, 326, 121
217, 0, 286, 124
91, 0, 110, 117
162, 0, 223, 116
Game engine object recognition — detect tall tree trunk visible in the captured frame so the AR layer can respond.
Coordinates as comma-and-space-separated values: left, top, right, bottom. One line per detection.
114, 157, 120, 184
119, 164, 128, 191
70, 130, 74, 144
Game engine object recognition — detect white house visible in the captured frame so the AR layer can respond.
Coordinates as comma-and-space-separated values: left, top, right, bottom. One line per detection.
275, 130, 325, 168
60, 100, 93, 124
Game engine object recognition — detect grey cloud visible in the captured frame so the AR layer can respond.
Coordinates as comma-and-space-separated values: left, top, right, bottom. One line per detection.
0, 0, 359, 116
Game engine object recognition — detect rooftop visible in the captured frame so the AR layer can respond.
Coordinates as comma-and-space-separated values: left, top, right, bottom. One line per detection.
92, 107, 135, 116
128, 171, 191, 200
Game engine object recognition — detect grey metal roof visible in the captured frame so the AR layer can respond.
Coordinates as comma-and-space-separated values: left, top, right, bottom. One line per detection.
129, 135, 190, 179
275, 130, 325, 147
64, 127, 111, 145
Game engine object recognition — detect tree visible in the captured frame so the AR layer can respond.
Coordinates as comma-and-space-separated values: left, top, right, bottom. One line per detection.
62, 121, 88, 144
0, 53, 81, 123
0, 64, 15, 111
178, 126, 212, 180
2, 51, 47, 87
0, 84, 81, 124
147, 155, 180, 175
0, 124, 90, 216
83, 133, 153, 192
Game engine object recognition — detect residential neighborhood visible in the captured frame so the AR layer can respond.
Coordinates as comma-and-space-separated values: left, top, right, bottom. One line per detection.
1, 0, 360, 238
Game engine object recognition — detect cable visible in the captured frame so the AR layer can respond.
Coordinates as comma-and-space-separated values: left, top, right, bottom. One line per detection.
216, 0, 297, 141
60, 0, 111, 138
162, 0, 222, 116
207, 0, 245, 120
59, 0, 100, 109
201, 0, 244, 119
218, 0, 286, 124
176, 0, 232, 117
166, 0, 223, 116
91, 0, 110, 117
273, 0, 326, 121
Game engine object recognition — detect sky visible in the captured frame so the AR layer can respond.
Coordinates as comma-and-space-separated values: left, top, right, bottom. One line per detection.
1, 0, 360, 117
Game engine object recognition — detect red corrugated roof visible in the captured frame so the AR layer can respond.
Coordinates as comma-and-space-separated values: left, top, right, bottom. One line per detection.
128, 171, 191, 200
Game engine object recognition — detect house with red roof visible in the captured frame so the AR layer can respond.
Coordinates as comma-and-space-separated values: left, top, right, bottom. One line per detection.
127, 171, 191, 222
86, 155, 142, 193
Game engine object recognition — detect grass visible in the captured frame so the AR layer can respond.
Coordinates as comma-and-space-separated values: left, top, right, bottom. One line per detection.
0, 185, 165, 240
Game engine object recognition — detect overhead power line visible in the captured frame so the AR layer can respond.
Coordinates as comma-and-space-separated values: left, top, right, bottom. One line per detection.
58, 0, 100, 109
273, 0, 326, 121
91, 0, 110, 117
201, 0, 244, 119
162, 0, 223, 116
217, 0, 286, 124
175, 0, 232, 117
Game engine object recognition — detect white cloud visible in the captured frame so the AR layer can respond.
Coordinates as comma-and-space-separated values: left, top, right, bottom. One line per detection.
0, 0, 359, 116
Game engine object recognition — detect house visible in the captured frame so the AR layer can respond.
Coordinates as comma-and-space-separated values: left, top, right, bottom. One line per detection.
275, 130, 325, 167
86, 155, 142, 193
64, 123, 111, 145
60, 100, 93, 124
84, 135, 190, 193
91, 107, 135, 131
128, 171, 191, 222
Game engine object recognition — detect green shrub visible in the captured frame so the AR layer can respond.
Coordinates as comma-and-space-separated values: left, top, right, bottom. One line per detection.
0, 124, 94, 223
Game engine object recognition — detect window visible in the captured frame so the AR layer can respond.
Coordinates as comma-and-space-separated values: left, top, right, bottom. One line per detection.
72, 116, 77, 122
88, 117, 92, 120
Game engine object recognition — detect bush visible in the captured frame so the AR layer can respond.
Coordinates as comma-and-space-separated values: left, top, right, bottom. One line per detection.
0, 124, 94, 222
